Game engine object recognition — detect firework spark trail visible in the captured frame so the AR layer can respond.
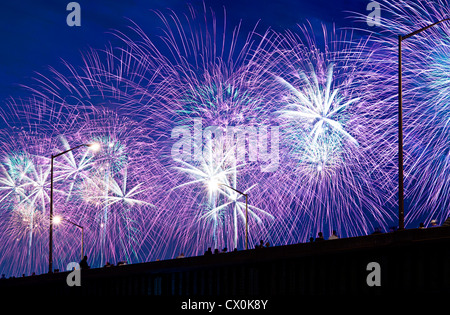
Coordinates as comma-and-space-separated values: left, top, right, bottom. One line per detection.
0, 48, 161, 275
1, 1, 434, 277
0, 130, 54, 276
59, 112, 159, 267
118, 5, 396, 250
117, 4, 284, 255
355, 0, 450, 227
262, 23, 396, 240
170, 138, 275, 251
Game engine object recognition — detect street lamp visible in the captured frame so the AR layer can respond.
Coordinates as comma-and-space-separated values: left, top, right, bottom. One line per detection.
208, 179, 249, 250
397, 18, 450, 230
53, 215, 84, 260
48, 142, 100, 273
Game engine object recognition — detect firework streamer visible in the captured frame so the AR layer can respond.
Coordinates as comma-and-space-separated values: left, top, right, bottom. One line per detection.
0, 46, 161, 275
111, 3, 283, 256
354, 0, 450, 227
61, 111, 158, 267
266, 22, 396, 240
0, 129, 54, 276
0, 1, 424, 277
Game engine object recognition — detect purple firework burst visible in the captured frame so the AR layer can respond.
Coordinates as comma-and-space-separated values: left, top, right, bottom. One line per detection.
0, 1, 423, 277
262, 23, 396, 240
362, 0, 450, 227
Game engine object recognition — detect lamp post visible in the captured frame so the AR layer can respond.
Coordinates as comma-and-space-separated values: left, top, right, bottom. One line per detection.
208, 180, 249, 250
48, 142, 100, 273
53, 215, 84, 260
397, 18, 450, 230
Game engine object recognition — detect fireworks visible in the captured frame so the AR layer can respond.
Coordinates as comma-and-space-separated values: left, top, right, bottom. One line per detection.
364, 0, 450, 227
0, 53, 159, 275
1, 0, 450, 277
128, 4, 281, 255
267, 23, 395, 240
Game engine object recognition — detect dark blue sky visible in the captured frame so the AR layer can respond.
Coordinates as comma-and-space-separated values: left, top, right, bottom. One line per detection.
0, 0, 372, 104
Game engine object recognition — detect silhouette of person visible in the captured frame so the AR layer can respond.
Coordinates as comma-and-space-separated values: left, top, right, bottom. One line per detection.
204, 247, 212, 255
315, 232, 324, 241
80, 255, 90, 269
371, 227, 382, 234
329, 230, 339, 240
443, 217, 450, 227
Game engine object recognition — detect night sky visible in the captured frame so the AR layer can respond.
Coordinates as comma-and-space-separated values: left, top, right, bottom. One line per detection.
1, 0, 410, 276
3, 0, 450, 280
0, 0, 373, 104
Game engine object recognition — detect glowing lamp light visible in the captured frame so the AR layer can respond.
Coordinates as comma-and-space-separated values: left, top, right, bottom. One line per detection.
207, 178, 219, 192
88, 142, 101, 152
52, 215, 62, 225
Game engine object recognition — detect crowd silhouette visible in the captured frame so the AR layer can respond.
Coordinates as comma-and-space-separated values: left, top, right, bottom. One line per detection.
2, 218, 449, 279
